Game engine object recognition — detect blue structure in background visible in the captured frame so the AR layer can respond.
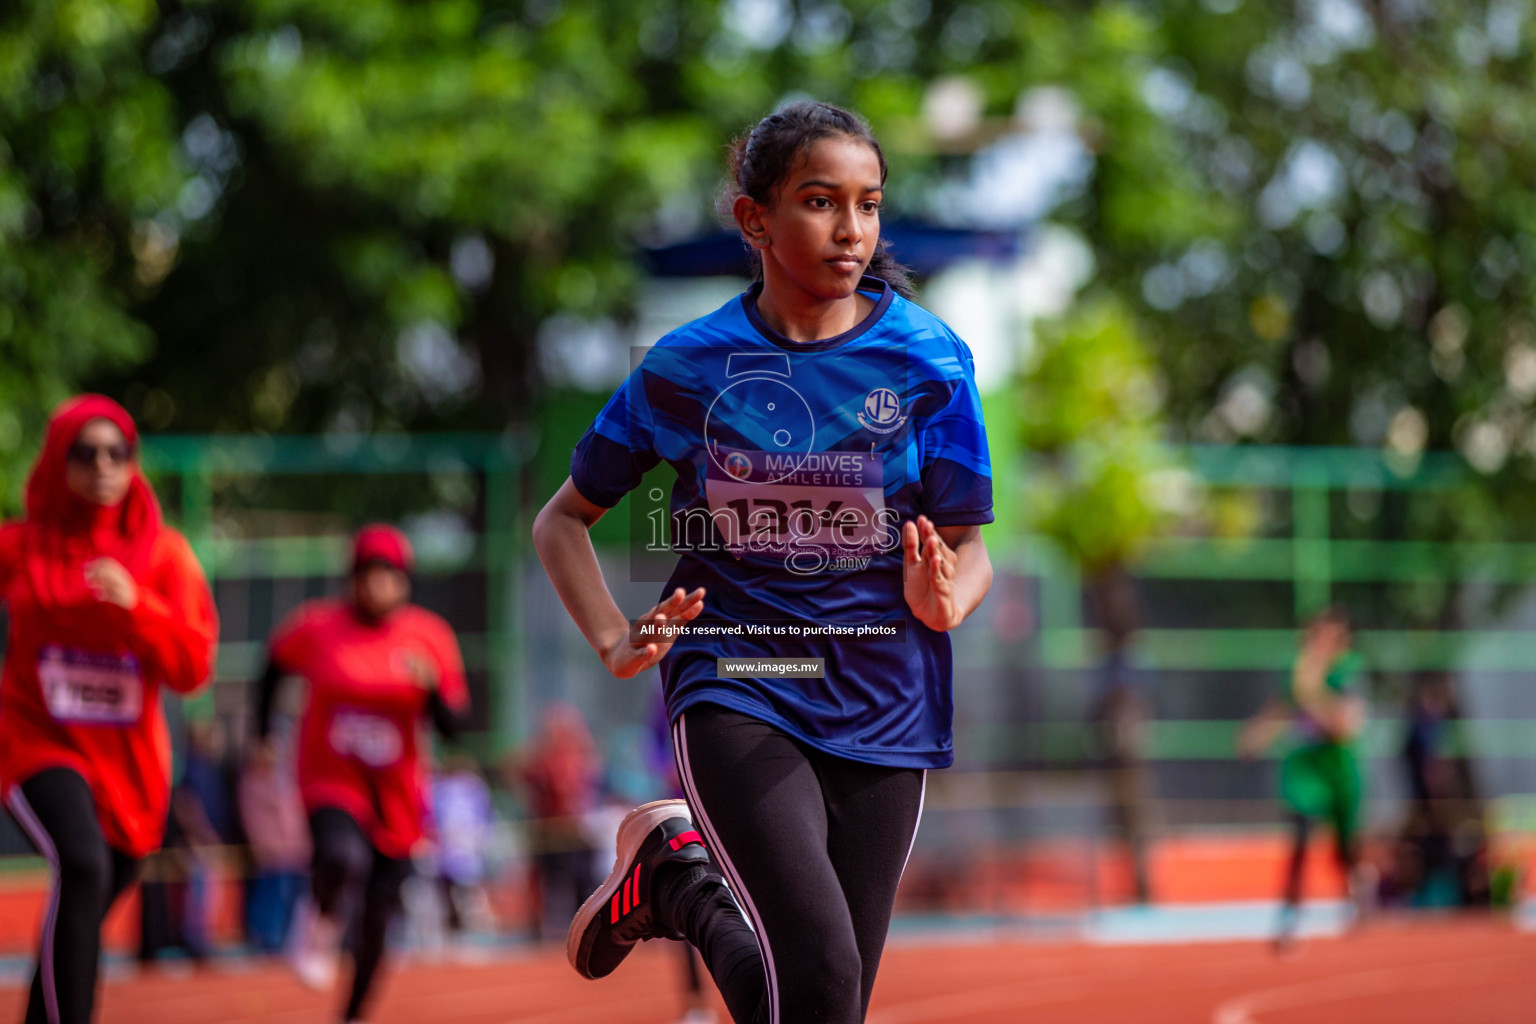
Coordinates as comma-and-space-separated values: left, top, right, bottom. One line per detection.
643, 223, 1028, 278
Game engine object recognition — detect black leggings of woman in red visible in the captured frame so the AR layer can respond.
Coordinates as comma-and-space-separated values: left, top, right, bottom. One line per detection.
6, 768, 139, 1024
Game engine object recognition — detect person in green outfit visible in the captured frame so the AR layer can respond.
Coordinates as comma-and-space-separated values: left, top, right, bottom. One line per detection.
1239, 606, 1373, 950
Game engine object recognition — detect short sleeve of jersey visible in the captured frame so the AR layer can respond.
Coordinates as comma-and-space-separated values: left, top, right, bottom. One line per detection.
1326, 651, 1365, 694
1283, 651, 1363, 706
269, 602, 323, 673
570, 367, 661, 509
918, 347, 994, 526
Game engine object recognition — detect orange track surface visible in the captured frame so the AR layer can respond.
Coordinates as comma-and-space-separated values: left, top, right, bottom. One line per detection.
1, 918, 1530, 1024
11, 830, 1535, 953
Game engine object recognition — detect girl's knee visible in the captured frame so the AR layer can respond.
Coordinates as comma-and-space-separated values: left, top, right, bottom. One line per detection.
773, 927, 862, 1022
55, 839, 112, 898
315, 841, 371, 888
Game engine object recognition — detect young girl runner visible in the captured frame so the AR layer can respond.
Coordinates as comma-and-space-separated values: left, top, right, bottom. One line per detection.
0, 395, 218, 1024
1240, 606, 1370, 951
253, 524, 469, 1022
534, 101, 994, 1024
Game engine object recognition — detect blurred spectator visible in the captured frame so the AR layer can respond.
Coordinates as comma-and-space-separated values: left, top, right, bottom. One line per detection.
1389, 676, 1458, 907
431, 753, 497, 939
511, 703, 601, 941
603, 722, 668, 807
175, 717, 239, 960
137, 818, 184, 964
141, 717, 237, 963
240, 736, 311, 953
1404, 675, 1455, 809
1391, 674, 1492, 908
182, 718, 239, 846
1086, 569, 1152, 905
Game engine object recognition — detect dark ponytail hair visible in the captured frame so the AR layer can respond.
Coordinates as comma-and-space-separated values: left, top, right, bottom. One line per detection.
717, 101, 916, 299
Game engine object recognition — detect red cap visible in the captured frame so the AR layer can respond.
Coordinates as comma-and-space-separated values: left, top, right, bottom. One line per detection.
352, 524, 413, 574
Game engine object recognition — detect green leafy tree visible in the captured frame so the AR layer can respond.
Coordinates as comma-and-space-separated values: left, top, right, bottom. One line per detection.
1020, 294, 1184, 575
1075, 0, 1536, 627
0, 0, 192, 501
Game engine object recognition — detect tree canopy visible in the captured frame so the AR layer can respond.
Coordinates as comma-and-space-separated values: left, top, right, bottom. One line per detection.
2, 0, 1533, 552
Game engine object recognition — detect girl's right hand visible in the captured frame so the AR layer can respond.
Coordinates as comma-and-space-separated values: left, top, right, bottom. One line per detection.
600, 587, 707, 679
84, 557, 139, 609
1236, 719, 1270, 759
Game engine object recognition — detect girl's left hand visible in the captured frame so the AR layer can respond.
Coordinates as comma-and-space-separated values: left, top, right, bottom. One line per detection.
902, 515, 960, 631
84, 558, 139, 610
402, 652, 439, 692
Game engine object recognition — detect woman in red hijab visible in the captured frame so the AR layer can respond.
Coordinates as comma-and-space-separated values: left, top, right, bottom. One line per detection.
0, 395, 218, 1024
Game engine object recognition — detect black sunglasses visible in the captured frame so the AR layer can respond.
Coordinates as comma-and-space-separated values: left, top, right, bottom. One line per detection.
66, 442, 135, 467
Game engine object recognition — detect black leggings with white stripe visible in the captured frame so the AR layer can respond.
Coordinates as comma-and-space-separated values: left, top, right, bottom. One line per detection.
6, 768, 139, 1024
668, 704, 925, 1024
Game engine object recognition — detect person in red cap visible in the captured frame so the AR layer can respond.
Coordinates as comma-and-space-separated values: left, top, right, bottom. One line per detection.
252, 523, 469, 1023
0, 395, 218, 1024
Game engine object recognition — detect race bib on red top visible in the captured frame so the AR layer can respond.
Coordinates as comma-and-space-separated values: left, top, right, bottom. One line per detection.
705, 448, 894, 568
328, 708, 403, 768
37, 646, 144, 725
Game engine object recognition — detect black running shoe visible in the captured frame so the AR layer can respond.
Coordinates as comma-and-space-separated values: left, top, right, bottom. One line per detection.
567, 799, 711, 979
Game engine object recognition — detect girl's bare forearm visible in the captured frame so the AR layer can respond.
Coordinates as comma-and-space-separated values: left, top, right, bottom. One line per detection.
531, 501, 630, 658
948, 530, 993, 628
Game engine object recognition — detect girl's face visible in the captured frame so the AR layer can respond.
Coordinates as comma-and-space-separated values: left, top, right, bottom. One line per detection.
64, 418, 135, 507
352, 563, 410, 620
1307, 617, 1349, 657
740, 135, 884, 305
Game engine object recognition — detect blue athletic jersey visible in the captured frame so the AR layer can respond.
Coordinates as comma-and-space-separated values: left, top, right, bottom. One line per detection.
570, 277, 993, 768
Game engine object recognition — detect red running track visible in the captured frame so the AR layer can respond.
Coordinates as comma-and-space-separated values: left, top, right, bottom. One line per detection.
1, 918, 1530, 1023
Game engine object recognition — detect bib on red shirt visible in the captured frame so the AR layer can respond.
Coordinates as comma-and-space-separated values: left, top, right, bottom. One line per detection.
270, 599, 467, 858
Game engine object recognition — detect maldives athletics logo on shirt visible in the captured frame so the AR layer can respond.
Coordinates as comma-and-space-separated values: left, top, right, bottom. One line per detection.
724, 451, 753, 480
857, 388, 908, 434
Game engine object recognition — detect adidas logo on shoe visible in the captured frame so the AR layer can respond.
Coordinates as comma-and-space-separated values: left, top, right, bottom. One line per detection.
567, 799, 711, 979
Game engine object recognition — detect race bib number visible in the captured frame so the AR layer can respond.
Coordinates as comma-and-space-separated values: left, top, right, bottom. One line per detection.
704, 448, 895, 571
328, 709, 403, 768
37, 646, 144, 725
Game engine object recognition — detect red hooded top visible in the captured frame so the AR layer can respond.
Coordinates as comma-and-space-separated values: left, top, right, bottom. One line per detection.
0, 396, 218, 857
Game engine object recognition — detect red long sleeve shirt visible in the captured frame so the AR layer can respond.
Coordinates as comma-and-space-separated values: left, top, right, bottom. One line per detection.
271, 599, 467, 858
0, 523, 218, 857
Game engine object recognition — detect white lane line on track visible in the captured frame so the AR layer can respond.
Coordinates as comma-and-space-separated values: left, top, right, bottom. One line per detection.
1211, 950, 1523, 1024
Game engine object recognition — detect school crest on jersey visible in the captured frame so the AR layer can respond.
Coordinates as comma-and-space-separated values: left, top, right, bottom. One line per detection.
857, 388, 908, 434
